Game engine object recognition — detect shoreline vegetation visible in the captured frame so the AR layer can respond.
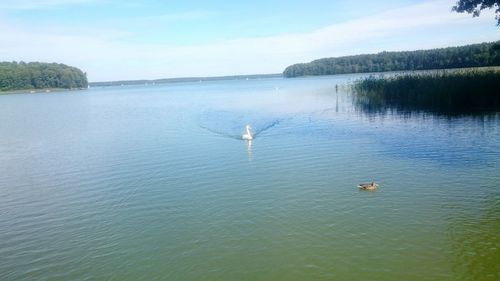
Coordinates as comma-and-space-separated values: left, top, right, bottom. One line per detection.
0, 62, 88, 92
283, 41, 500, 78
0, 88, 84, 95
353, 67, 500, 115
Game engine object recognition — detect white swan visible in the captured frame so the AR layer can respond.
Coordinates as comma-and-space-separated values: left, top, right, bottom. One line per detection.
242, 124, 253, 140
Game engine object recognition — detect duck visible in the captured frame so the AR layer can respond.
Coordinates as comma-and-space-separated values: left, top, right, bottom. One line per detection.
358, 181, 379, 191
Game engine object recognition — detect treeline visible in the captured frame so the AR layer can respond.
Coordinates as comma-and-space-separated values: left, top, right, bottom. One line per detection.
90, 73, 282, 87
0, 61, 88, 91
283, 41, 500, 78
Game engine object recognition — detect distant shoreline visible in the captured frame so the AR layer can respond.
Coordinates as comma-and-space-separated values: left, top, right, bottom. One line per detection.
89, 73, 283, 87
283, 41, 500, 78
0, 88, 86, 95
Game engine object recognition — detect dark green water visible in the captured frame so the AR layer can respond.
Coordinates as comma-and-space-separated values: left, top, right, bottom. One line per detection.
0, 75, 499, 280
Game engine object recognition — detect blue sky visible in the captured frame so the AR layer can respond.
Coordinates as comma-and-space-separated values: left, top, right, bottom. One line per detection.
1, 0, 499, 81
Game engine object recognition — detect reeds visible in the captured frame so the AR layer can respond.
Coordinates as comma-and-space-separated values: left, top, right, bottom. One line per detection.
353, 69, 500, 115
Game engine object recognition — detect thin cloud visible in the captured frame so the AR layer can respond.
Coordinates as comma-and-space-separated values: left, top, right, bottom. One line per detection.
136, 10, 219, 23
0, 0, 99, 10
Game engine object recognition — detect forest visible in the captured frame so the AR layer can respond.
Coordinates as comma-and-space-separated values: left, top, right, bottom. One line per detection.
283, 41, 500, 77
0, 61, 88, 91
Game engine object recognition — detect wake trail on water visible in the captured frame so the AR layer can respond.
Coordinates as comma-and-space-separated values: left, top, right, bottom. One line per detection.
197, 110, 290, 140
198, 124, 242, 140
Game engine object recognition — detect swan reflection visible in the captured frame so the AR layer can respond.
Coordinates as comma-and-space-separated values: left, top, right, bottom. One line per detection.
242, 125, 253, 161
246, 139, 253, 161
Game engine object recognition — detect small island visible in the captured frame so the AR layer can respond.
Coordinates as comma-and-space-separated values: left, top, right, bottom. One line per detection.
0, 61, 88, 93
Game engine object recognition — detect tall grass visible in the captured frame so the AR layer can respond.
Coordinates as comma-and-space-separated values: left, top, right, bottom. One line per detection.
353, 69, 500, 115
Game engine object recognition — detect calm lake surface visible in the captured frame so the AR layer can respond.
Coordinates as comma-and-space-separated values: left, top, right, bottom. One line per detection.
1, 74, 499, 280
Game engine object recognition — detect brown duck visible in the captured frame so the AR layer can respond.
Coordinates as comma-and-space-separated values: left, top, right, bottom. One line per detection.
358, 182, 379, 191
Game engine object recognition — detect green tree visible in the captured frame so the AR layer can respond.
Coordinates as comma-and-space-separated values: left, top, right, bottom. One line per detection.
0, 61, 88, 91
453, 0, 500, 25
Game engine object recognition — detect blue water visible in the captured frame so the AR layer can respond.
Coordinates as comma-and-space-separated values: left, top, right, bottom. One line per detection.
0, 75, 499, 280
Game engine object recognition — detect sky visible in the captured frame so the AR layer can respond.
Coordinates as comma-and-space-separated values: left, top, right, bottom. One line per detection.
1, 0, 499, 82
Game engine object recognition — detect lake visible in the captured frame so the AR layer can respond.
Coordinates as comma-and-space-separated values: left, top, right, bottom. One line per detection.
0, 74, 499, 280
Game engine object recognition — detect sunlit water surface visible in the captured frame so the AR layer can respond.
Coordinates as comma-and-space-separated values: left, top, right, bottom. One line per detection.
1, 75, 499, 280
